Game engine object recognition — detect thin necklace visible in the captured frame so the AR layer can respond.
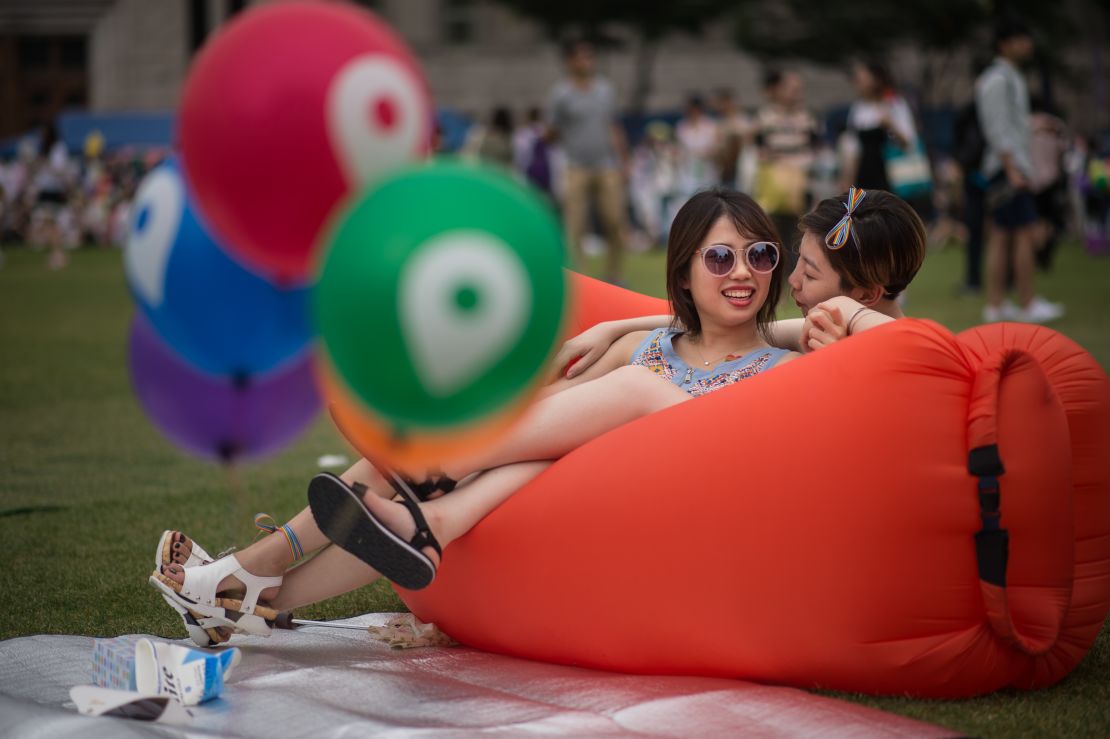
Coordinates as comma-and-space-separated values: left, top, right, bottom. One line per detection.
689, 338, 759, 367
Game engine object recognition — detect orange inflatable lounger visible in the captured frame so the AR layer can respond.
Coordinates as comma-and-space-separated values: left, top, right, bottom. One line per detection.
395, 273, 1110, 698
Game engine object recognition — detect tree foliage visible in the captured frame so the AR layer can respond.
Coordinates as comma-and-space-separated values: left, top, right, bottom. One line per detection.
490, 0, 737, 111
489, 0, 735, 43
731, 0, 1081, 63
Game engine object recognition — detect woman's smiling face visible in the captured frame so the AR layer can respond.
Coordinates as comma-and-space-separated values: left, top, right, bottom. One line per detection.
682, 215, 773, 330
788, 231, 851, 316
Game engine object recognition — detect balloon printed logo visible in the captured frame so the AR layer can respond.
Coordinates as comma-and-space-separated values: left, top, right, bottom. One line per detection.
399, 231, 531, 397
177, 1, 433, 280
125, 167, 184, 308
327, 54, 429, 187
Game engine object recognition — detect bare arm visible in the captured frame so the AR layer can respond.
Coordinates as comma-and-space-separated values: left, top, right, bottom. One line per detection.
800, 296, 896, 352
765, 318, 805, 352
553, 315, 673, 379
540, 330, 651, 398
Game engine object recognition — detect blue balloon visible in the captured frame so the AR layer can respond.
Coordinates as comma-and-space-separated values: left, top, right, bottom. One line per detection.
124, 157, 312, 376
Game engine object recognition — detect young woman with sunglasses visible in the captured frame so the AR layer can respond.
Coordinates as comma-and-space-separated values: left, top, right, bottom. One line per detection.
152, 189, 799, 639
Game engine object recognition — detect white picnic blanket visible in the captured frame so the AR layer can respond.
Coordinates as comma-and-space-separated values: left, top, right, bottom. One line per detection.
0, 613, 953, 738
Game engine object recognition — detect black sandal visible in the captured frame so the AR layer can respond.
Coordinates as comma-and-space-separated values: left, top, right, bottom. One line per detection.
307, 472, 441, 591
407, 473, 458, 500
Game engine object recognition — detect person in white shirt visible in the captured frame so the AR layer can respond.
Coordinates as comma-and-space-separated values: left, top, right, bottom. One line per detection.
975, 18, 1063, 323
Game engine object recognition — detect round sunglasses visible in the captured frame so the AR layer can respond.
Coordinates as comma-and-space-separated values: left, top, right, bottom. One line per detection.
696, 242, 780, 276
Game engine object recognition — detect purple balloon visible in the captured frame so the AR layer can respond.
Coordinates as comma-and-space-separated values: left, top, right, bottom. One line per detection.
128, 315, 320, 462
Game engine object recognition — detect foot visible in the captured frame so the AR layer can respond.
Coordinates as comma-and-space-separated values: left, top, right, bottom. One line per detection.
165, 531, 204, 568
359, 490, 442, 569
160, 550, 283, 604
307, 472, 442, 590
1013, 296, 1065, 324
982, 299, 1018, 323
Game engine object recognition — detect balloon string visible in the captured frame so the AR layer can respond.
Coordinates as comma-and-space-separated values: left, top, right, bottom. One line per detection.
224, 463, 247, 549
222, 370, 251, 542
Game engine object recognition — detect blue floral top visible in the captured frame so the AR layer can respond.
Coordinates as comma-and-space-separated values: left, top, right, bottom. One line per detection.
629, 328, 789, 397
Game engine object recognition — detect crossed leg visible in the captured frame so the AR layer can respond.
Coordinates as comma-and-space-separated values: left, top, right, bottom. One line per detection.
161, 462, 553, 614
160, 365, 688, 622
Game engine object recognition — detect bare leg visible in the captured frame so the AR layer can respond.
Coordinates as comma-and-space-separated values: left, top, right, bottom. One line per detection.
563, 166, 590, 271
162, 458, 398, 594
356, 462, 553, 566
1012, 224, 1037, 308
162, 505, 329, 601
438, 365, 687, 481
256, 462, 552, 611
597, 167, 627, 283
165, 371, 684, 606
268, 544, 382, 612
984, 224, 1010, 309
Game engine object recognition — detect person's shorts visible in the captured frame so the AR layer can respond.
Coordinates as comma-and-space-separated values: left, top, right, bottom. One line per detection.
986, 174, 1038, 230
37, 190, 66, 206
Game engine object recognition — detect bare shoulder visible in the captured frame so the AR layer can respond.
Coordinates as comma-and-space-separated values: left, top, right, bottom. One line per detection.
611, 329, 654, 363
616, 329, 654, 347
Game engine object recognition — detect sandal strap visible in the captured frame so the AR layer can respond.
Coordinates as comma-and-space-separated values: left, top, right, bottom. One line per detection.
355, 479, 441, 558
363, 456, 457, 502
180, 554, 282, 615
408, 473, 457, 500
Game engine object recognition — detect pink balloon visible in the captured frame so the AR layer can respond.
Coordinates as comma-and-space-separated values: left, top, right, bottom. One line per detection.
178, 1, 432, 282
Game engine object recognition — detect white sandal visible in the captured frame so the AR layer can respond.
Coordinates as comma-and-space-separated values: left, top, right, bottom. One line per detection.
156, 590, 235, 648
149, 555, 283, 640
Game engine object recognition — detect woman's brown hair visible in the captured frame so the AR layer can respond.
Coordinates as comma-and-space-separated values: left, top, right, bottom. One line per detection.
799, 189, 926, 300
666, 188, 783, 340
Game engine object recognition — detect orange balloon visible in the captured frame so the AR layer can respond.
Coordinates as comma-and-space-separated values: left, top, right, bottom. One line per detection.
318, 359, 537, 471
397, 276, 1110, 697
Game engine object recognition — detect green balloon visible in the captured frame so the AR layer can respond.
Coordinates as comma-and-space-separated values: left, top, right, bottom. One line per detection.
314, 161, 567, 431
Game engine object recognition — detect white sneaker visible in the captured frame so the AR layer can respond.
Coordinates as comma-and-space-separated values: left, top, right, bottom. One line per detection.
982, 304, 1005, 323
983, 300, 1017, 322
982, 299, 1026, 323
1014, 296, 1065, 324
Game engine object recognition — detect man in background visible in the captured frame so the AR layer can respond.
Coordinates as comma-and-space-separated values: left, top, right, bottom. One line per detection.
548, 38, 629, 285
976, 18, 1064, 323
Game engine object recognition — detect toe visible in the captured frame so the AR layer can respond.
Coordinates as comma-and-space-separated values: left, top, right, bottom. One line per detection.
170, 533, 190, 564
162, 563, 185, 585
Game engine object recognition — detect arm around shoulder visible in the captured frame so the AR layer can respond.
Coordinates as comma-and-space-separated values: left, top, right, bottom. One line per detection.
555, 315, 673, 379
766, 318, 805, 352
542, 330, 653, 397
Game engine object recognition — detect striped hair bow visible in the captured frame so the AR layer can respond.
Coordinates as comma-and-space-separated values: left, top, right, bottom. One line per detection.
825, 187, 868, 251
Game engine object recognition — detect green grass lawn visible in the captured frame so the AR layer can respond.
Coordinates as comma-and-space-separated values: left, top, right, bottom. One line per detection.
2, 242, 1109, 737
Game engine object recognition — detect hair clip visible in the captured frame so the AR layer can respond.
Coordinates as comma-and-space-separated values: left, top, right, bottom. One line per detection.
825, 187, 867, 251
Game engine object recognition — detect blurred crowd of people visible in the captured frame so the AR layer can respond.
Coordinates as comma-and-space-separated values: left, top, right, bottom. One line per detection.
0, 123, 161, 269
460, 32, 1110, 323
4, 22, 1109, 321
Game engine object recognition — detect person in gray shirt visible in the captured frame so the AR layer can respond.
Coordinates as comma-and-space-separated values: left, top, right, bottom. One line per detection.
548, 39, 629, 284
975, 18, 1064, 324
